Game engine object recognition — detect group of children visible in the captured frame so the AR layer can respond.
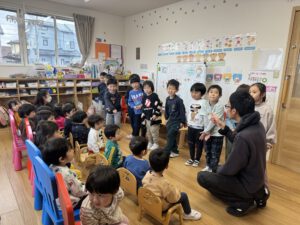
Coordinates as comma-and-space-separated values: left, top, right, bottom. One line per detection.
6, 71, 276, 224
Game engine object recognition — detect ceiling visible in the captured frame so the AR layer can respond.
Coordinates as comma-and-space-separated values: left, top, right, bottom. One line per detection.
44, 0, 183, 17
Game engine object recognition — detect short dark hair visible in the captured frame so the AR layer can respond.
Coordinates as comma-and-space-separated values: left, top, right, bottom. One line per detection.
130, 74, 140, 84
149, 149, 169, 172
236, 84, 250, 93
62, 103, 76, 116
167, 79, 180, 90
143, 80, 154, 92
54, 103, 64, 118
207, 84, 222, 97
35, 121, 58, 148
42, 137, 72, 166
71, 110, 87, 123
104, 124, 119, 139
107, 78, 117, 86
8, 99, 18, 110
18, 103, 36, 118
36, 110, 54, 121
105, 74, 113, 80
129, 136, 148, 155
190, 83, 206, 95
251, 83, 266, 102
86, 165, 120, 194
229, 91, 255, 117
88, 114, 104, 128
100, 72, 107, 77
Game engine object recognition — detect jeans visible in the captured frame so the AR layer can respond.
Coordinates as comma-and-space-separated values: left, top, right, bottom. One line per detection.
205, 136, 224, 172
164, 120, 180, 154
177, 192, 192, 214
187, 127, 204, 161
132, 114, 142, 136
106, 112, 121, 127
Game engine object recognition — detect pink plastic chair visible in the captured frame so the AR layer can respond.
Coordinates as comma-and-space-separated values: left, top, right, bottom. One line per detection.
25, 117, 35, 195
9, 113, 26, 171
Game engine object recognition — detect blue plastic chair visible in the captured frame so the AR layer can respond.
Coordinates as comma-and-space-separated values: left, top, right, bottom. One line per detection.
34, 156, 80, 225
25, 140, 43, 211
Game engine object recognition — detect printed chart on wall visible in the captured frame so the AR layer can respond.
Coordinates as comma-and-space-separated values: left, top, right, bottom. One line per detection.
156, 63, 206, 111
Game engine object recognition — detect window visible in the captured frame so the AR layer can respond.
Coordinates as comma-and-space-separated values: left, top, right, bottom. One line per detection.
56, 19, 81, 66
43, 39, 48, 46
0, 9, 22, 64
25, 14, 55, 65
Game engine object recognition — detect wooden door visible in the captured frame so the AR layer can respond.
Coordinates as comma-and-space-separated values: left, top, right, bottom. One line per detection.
273, 9, 300, 173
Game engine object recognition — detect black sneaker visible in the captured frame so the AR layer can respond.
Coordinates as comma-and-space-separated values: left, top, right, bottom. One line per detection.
226, 203, 256, 217
255, 187, 270, 208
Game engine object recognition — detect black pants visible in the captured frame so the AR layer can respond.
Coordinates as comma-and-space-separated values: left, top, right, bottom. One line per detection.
177, 192, 191, 214
132, 114, 142, 136
128, 107, 135, 131
187, 127, 204, 161
205, 136, 224, 172
140, 121, 147, 137
197, 171, 265, 208
164, 120, 180, 154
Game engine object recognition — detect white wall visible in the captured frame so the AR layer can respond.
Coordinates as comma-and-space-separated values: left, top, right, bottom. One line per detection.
0, 0, 124, 76
124, 0, 300, 80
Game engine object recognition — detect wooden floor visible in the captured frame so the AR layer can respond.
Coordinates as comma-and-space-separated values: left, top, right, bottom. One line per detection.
1, 124, 300, 225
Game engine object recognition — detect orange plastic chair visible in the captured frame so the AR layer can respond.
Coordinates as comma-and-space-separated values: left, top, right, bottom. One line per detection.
56, 173, 81, 225
121, 95, 128, 123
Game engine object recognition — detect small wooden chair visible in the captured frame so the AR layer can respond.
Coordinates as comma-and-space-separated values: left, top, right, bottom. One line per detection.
117, 168, 137, 196
138, 187, 183, 225
69, 132, 74, 149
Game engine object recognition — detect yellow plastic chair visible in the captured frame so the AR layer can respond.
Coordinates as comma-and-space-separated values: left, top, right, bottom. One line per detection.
138, 187, 183, 225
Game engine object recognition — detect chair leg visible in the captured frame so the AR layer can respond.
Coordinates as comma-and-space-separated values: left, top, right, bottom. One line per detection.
177, 208, 183, 225
138, 206, 143, 221
14, 150, 22, 171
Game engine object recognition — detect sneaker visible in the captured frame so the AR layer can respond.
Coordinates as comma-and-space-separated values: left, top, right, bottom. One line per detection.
226, 203, 256, 217
192, 160, 200, 167
126, 134, 133, 139
150, 143, 159, 150
183, 209, 202, 220
147, 142, 153, 149
170, 152, 179, 158
255, 187, 270, 208
185, 159, 194, 166
201, 166, 212, 172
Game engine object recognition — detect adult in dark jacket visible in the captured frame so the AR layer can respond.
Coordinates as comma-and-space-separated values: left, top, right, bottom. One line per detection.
197, 91, 269, 217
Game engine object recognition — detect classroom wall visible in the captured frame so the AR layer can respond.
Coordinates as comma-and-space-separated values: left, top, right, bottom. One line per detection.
124, 0, 300, 106
0, 0, 124, 76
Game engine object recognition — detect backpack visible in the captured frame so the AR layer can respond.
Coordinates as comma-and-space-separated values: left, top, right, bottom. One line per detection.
0, 106, 9, 127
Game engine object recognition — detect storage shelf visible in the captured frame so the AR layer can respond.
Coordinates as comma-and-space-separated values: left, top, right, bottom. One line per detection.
0, 95, 18, 98
0, 87, 18, 90
19, 87, 38, 89
59, 93, 74, 96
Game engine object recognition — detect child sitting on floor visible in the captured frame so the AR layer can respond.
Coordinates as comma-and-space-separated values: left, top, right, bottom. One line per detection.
80, 165, 129, 225
142, 149, 201, 221
104, 125, 124, 168
124, 136, 151, 188
42, 137, 87, 209
87, 114, 105, 154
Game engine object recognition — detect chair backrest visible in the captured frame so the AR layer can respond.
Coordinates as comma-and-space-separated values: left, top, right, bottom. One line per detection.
9, 113, 18, 137
34, 156, 60, 219
69, 132, 74, 148
117, 168, 137, 196
25, 140, 42, 161
74, 141, 81, 163
121, 95, 127, 111
25, 118, 34, 141
56, 173, 76, 225
138, 187, 163, 221
95, 153, 109, 165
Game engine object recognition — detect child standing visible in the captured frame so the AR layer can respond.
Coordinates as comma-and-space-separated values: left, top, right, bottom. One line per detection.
141, 80, 162, 150
87, 114, 105, 154
80, 165, 129, 225
164, 79, 186, 158
18, 103, 36, 141
128, 75, 144, 137
185, 83, 207, 167
142, 149, 201, 220
104, 125, 124, 168
42, 137, 87, 209
62, 103, 76, 138
71, 111, 90, 145
249, 83, 276, 153
123, 136, 151, 188
8, 99, 22, 127
97, 72, 108, 119
104, 78, 121, 126
200, 85, 224, 173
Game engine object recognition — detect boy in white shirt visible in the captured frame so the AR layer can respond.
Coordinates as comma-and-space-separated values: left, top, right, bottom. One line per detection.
87, 114, 105, 153
185, 83, 207, 167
